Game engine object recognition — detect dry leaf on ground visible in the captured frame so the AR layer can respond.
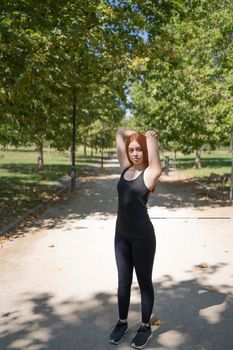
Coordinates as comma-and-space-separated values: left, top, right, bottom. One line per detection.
151, 318, 164, 326
198, 263, 209, 269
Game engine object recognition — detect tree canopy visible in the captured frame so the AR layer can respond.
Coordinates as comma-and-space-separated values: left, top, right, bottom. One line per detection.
0, 0, 232, 162
129, 0, 233, 160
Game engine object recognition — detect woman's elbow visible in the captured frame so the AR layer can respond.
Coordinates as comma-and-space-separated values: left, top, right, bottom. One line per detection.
155, 166, 162, 179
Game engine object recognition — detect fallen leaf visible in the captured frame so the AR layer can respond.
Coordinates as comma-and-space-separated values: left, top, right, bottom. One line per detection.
206, 287, 218, 293
151, 318, 164, 326
198, 263, 209, 269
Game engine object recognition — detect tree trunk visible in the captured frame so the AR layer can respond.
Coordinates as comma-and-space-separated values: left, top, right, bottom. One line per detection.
36, 142, 44, 171
173, 150, 177, 161
195, 149, 201, 169
230, 152, 233, 205
69, 147, 72, 162
230, 132, 233, 205
84, 143, 87, 157
71, 89, 77, 190
101, 147, 104, 168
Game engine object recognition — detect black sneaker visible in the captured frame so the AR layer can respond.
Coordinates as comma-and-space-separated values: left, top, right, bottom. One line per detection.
131, 324, 152, 349
109, 320, 128, 345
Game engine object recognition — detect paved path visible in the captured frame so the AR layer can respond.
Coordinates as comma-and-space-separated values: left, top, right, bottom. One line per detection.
0, 159, 233, 350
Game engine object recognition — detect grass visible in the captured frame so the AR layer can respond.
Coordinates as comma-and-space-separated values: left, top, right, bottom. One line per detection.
164, 150, 232, 178
0, 147, 108, 231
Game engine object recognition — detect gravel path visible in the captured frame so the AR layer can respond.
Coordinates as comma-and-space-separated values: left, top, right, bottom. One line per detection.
0, 159, 232, 350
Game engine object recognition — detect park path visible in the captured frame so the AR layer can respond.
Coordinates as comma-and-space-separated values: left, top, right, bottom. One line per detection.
0, 159, 233, 350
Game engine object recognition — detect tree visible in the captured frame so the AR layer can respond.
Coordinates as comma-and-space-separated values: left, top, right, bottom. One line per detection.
129, 0, 233, 167
2, 0, 210, 171
0, 1, 148, 155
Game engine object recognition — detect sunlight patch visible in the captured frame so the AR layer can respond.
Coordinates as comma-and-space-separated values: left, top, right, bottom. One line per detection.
158, 330, 188, 347
199, 303, 227, 324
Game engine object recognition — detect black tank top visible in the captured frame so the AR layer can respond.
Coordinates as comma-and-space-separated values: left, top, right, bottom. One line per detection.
116, 167, 154, 237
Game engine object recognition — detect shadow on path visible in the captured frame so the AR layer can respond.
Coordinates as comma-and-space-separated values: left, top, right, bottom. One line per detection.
9, 162, 231, 237
149, 179, 230, 210
1, 267, 232, 350
38, 172, 229, 230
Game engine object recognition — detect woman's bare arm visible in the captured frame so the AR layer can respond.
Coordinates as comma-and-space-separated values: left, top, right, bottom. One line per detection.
115, 129, 135, 170
144, 130, 162, 191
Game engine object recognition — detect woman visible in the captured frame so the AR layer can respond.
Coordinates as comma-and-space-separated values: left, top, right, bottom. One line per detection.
110, 129, 162, 349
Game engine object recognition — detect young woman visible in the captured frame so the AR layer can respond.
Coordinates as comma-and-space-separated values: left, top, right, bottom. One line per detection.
110, 129, 162, 349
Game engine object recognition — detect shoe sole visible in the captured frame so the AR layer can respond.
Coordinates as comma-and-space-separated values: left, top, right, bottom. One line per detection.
130, 333, 152, 349
109, 329, 129, 345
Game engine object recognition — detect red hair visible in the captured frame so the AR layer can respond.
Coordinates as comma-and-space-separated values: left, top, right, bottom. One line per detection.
125, 132, 148, 167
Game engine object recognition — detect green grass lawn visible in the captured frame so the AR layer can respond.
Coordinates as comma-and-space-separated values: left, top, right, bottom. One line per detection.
0, 147, 106, 231
165, 150, 232, 178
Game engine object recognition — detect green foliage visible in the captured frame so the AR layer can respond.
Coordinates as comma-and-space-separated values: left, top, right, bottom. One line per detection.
0, 0, 152, 150
1, 0, 232, 156
130, 0, 233, 153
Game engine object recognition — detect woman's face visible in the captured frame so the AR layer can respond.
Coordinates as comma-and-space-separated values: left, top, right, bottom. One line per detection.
127, 140, 144, 166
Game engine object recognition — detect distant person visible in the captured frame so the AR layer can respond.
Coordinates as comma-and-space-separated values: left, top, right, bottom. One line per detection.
110, 129, 162, 349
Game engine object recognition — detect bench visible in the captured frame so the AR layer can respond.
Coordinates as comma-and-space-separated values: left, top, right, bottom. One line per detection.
196, 172, 230, 199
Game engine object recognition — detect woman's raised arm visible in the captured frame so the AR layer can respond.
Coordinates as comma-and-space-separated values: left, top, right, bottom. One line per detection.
144, 130, 162, 191
115, 129, 135, 170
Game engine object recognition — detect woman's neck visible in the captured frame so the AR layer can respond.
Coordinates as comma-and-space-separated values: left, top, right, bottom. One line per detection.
131, 164, 145, 172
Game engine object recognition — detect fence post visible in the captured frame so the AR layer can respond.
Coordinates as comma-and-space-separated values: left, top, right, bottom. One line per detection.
164, 156, 169, 176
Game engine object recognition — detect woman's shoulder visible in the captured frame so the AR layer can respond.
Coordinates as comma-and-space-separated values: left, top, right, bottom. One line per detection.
120, 166, 131, 176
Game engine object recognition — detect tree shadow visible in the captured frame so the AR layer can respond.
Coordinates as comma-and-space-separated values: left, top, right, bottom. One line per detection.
149, 178, 230, 210
1, 268, 232, 350
0, 165, 121, 238
12, 170, 228, 235
152, 278, 232, 350
3, 162, 231, 239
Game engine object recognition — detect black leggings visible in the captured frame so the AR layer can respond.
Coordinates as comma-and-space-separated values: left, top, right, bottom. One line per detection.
114, 232, 156, 324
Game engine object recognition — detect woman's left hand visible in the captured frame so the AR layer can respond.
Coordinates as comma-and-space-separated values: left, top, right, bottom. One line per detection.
145, 130, 159, 138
